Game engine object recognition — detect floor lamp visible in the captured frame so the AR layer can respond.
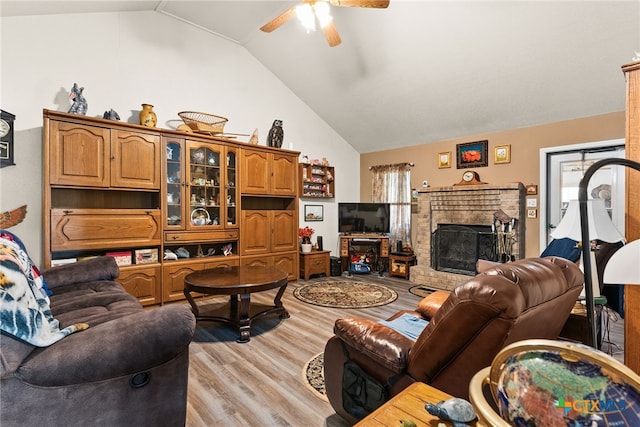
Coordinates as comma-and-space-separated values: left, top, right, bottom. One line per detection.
551, 198, 625, 347
578, 158, 640, 348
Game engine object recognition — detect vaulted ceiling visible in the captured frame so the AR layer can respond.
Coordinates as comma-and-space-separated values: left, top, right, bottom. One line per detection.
2, 1, 639, 153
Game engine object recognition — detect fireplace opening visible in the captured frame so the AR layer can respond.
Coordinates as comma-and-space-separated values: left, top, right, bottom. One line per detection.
431, 224, 497, 275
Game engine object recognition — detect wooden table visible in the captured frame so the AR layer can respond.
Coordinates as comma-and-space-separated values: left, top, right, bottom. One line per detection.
300, 250, 331, 280
183, 265, 289, 343
355, 382, 481, 427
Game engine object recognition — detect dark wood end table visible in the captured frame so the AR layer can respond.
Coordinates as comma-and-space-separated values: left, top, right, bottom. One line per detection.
184, 265, 289, 343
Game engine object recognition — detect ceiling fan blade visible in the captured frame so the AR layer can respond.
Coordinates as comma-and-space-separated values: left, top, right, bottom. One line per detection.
260, 5, 296, 33
322, 20, 342, 47
329, 0, 390, 8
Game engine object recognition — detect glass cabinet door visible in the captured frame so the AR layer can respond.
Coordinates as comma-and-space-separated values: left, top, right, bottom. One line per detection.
226, 147, 238, 227
188, 143, 222, 229
165, 137, 184, 229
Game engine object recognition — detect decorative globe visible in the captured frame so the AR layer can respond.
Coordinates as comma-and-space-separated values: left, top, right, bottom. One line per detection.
470, 339, 640, 427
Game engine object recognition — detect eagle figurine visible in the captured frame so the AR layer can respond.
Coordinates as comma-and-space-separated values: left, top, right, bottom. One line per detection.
0, 205, 27, 229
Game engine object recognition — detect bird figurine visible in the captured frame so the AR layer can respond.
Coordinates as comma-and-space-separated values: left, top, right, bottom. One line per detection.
267, 119, 284, 148
102, 109, 120, 121
249, 128, 259, 144
0, 205, 27, 229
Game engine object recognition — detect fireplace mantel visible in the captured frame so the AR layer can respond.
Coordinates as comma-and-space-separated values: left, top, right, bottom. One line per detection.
410, 183, 526, 291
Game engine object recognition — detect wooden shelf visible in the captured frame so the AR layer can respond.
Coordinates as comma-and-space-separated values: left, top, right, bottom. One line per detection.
299, 163, 334, 198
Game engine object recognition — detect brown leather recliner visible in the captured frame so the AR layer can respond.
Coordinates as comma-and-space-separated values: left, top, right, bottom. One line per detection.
323, 257, 584, 424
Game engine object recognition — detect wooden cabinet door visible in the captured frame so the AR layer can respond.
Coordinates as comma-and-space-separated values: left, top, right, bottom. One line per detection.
164, 136, 186, 230
117, 265, 161, 306
271, 153, 297, 196
272, 210, 297, 252
186, 141, 225, 231
240, 150, 270, 194
163, 262, 204, 302
273, 252, 296, 281
240, 210, 270, 255
50, 208, 161, 251
111, 129, 160, 189
49, 121, 110, 187
240, 255, 272, 268
240, 253, 296, 281
204, 258, 240, 269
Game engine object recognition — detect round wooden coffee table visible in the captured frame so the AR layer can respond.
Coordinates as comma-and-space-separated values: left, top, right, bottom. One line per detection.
183, 265, 289, 343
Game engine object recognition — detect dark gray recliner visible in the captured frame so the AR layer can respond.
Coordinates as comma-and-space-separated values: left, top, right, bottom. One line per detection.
1, 256, 196, 427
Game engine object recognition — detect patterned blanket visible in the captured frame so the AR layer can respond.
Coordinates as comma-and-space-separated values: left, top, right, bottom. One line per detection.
0, 229, 88, 346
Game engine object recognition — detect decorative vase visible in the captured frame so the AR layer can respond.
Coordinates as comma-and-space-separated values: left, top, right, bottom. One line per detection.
139, 104, 157, 127
301, 236, 312, 253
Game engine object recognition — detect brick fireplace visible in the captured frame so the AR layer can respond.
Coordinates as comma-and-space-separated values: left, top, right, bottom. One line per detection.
409, 183, 526, 292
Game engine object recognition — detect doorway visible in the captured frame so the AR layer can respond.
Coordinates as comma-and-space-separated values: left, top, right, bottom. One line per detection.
539, 139, 626, 250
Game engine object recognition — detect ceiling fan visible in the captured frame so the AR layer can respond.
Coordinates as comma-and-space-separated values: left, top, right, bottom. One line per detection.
260, 0, 390, 47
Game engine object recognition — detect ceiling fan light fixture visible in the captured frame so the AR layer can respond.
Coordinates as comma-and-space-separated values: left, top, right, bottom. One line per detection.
314, 1, 333, 28
296, 3, 316, 33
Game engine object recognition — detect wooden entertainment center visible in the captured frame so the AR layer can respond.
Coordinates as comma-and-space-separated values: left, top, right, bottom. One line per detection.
42, 109, 299, 306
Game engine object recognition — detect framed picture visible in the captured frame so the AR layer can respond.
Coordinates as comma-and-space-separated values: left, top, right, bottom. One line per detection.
456, 140, 488, 169
494, 144, 511, 164
526, 184, 538, 195
438, 151, 451, 169
304, 205, 323, 221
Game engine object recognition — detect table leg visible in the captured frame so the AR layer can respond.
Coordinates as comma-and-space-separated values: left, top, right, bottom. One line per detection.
230, 294, 238, 316
274, 284, 290, 319
237, 293, 251, 343
184, 289, 199, 316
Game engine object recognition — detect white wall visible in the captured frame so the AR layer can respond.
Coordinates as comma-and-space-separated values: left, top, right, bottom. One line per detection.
0, 11, 359, 266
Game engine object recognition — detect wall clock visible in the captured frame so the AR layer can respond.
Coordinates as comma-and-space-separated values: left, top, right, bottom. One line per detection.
0, 110, 16, 168
453, 170, 486, 186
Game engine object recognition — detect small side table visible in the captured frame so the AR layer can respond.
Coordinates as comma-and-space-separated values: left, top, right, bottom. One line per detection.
389, 253, 416, 280
300, 250, 331, 280
355, 382, 481, 426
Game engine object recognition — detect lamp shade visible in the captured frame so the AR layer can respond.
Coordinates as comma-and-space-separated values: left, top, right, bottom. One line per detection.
551, 199, 624, 243
604, 239, 640, 284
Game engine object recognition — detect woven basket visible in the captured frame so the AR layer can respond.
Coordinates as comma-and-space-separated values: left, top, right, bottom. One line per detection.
178, 111, 228, 134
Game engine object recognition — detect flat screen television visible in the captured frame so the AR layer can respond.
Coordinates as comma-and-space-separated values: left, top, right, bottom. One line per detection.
338, 202, 390, 234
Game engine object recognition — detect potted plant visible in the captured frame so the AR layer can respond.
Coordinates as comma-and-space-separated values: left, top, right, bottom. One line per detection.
299, 226, 314, 253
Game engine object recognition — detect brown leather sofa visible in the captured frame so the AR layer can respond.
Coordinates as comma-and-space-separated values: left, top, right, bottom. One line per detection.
323, 257, 584, 424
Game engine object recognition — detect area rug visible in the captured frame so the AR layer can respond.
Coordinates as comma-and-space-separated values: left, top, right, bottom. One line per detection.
293, 281, 397, 308
302, 353, 327, 402
408, 285, 437, 298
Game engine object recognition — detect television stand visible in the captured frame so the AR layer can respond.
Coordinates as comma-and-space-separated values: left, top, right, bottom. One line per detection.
340, 234, 389, 276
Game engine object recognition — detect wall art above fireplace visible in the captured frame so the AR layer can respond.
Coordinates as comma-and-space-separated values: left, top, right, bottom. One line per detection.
456, 140, 488, 169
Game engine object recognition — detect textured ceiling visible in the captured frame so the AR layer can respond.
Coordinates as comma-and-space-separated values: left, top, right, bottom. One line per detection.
2, 1, 639, 153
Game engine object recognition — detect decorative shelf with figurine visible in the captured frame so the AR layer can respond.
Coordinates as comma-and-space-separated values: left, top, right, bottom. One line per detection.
299, 158, 334, 198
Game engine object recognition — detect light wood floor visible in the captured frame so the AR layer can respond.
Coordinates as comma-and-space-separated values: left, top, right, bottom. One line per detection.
185, 273, 625, 427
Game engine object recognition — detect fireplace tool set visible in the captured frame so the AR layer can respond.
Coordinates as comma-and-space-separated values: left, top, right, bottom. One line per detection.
493, 210, 516, 263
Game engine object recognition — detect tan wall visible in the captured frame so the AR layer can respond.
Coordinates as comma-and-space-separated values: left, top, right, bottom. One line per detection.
360, 112, 625, 257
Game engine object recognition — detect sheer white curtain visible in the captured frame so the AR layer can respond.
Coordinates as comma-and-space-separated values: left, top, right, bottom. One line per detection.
370, 163, 412, 249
